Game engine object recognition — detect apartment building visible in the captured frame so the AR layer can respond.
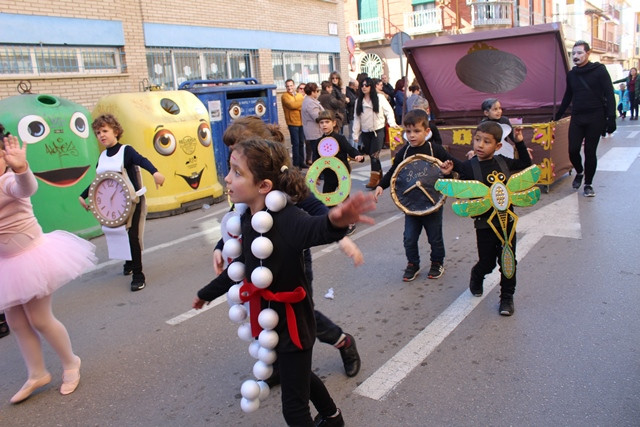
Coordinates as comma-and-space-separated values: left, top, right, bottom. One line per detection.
345, 0, 639, 84
0, 0, 348, 121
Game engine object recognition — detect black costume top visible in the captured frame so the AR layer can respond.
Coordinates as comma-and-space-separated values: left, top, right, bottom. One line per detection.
198, 203, 346, 352
555, 62, 616, 119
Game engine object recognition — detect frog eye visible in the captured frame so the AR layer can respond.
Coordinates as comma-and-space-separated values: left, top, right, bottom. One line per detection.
70, 112, 90, 138
153, 129, 176, 155
17, 115, 50, 144
198, 122, 212, 147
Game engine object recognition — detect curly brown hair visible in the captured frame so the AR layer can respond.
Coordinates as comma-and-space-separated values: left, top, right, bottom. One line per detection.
234, 138, 309, 202
92, 114, 124, 139
222, 116, 283, 147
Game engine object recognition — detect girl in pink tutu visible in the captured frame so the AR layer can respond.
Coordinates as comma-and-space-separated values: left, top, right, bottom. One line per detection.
0, 127, 97, 403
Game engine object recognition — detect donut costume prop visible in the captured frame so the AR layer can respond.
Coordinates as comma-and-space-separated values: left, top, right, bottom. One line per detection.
305, 137, 351, 206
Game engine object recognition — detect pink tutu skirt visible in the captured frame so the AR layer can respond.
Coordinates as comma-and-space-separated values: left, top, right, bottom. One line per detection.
0, 230, 97, 311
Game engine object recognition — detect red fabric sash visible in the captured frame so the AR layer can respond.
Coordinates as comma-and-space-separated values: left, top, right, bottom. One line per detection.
239, 279, 307, 350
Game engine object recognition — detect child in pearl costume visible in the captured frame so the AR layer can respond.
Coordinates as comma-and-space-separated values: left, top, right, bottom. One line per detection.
193, 138, 376, 426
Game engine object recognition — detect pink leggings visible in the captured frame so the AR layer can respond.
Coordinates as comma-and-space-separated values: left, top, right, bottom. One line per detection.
5, 295, 77, 379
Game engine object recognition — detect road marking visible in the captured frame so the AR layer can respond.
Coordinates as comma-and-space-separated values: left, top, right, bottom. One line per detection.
87, 225, 221, 273
166, 213, 404, 325
597, 147, 640, 171
354, 193, 581, 401
626, 131, 639, 139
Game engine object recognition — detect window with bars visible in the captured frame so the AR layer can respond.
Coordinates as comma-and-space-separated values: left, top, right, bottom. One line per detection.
145, 47, 257, 90
0, 45, 125, 75
272, 51, 339, 89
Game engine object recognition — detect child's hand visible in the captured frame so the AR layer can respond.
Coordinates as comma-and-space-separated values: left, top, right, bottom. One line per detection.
373, 186, 383, 202
213, 248, 224, 275
153, 172, 165, 189
339, 237, 364, 266
329, 191, 376, 228
355, 155, 364, 163
466, 150, 475, 160
193, 297, 209, 310
440, 160, 454, 175
1, 135, 28, 173
78, 196, 90, 211
513, 126, 524, 142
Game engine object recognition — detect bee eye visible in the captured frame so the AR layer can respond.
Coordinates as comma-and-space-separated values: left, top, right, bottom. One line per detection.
153, 129, 176, 155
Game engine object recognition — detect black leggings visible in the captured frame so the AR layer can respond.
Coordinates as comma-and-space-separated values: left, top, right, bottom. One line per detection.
568, 111, 605, 186
360, 127, 385, 172
630, 95, 639, 119
279, 348, 338, 426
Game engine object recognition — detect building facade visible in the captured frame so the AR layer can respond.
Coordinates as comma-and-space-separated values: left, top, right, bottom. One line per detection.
345, 0, 639, 85
0, 0, 349, 127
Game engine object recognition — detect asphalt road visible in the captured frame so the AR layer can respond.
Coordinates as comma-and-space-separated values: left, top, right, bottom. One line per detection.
1, 120, 639, 426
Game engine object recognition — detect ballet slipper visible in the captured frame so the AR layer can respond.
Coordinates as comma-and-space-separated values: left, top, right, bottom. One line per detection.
10, 372, 52, 404
60, 357, 81, 396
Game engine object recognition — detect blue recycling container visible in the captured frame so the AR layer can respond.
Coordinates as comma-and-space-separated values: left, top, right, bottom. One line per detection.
179, 78, 278, 182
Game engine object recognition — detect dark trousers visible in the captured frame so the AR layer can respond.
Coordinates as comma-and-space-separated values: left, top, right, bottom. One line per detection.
126, 201, 144, 282
471, 227, 517, 298
289, 125, 305, 168
279, 348, 338, 426
403, 209, 444, 266
568, 110, 605, 186
303, 249, 343, 345
360, 127, 385, 172
631, 95, 639, 119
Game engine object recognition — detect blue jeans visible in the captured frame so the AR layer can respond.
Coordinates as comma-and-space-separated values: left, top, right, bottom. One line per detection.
288, 125, 305, 168
403, 209, 445, 266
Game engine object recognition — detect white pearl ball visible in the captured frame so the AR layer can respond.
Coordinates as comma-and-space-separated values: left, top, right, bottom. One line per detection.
248, 340, 261, 359
226, 214, 242, 238
251, 236, 273, 259
253, 360, 273, 380
228, 304, 247, 323
251, 210, 273, 234
240, 379, 261, 400
265, 190, 287, 212
251, 266, 273, 289
240, 397, 260, 413
257, 380, 270, 400
237, 323, 254, 342
235, 203, 249, 215
222, 238, 242, 260
227, 284, 243, 304
258, 308, 279, 330
227, 261, 245, 282
258, 346, 277, 365
258, 329, 279, 349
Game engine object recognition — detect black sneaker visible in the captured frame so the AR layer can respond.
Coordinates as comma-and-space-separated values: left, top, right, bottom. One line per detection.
583, 185, 595, 197
0, 312, 9, 339
346, 224, 356, 236
499, 297, 514, 316
338, 333, 361, 377
572, 173, 583, 189
123, 262, 133, 276
469, 278, 483, 297
131, 280, 146, 292
402, 263, 420, 282
427, 262, 444, 279
314, 409, 345, 427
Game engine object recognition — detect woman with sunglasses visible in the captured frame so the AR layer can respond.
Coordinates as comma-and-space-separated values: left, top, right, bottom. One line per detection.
352, 77, 398, 189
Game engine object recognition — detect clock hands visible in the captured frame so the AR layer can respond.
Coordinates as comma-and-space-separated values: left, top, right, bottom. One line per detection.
402, 180, 437, 205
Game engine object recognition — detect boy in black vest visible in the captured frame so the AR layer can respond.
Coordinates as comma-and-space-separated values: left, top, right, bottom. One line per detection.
440, 121, 531, 315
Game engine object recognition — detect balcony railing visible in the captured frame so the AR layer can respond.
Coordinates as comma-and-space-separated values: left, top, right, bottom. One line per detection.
591, 37, 607, 52
404, 9, 442, 35
470, 1, 512, 27
349, 17, 385, 43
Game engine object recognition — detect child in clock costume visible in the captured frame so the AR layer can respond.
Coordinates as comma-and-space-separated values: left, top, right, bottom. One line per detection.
0, 129, 96, 403
193, 139, 376, 426
79, 114, 165, 292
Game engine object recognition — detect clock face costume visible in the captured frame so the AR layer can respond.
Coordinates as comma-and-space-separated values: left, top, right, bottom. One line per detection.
390, 153, 446, 216
93, 145, 146, 260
